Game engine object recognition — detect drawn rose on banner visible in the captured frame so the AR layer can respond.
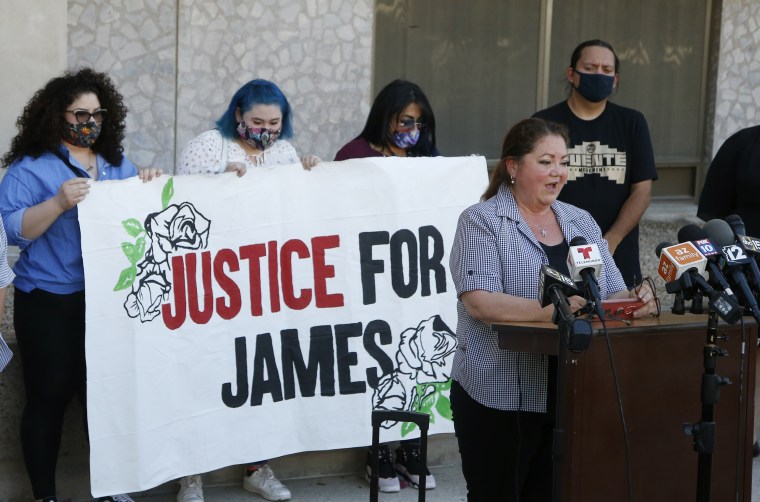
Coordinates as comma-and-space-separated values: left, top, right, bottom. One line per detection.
143, 202, 211, 265
114, 178, 212, 323
123, 263, 171, 321
372, 315, 457, 433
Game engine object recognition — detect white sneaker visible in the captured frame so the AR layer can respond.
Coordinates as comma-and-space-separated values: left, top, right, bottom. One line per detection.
394, 445, 436, 490
242, 464, 292, 501
98, 495, 135, 502
365, 446, 401, 493
177, 474, 205, 502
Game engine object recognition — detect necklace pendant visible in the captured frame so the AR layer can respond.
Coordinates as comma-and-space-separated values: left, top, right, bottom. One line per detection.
540, 228, 547, 237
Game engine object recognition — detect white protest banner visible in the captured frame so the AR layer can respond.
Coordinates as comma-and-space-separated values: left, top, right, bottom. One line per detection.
79, 156, 487, 495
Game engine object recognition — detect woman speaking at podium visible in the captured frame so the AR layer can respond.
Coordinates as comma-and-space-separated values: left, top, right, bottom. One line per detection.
448, 117, 658, 501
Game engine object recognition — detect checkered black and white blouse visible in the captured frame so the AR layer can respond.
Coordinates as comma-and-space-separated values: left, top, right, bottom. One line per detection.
449, 183, 626, 412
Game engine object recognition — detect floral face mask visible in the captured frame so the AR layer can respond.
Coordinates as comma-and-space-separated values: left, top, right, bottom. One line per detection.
236, 121, 280, 151
62, 122, 101, 148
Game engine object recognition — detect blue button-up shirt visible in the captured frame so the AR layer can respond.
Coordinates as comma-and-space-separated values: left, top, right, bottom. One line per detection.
0, 147, 137, 294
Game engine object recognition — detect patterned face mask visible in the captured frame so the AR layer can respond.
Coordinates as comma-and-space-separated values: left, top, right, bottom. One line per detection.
236, 121, 280, 151
62, 122, 101, 148
390, 128, 420, 149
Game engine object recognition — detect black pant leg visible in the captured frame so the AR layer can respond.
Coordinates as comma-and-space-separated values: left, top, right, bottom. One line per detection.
15, 289, 86, 499
451, 379, 554, 502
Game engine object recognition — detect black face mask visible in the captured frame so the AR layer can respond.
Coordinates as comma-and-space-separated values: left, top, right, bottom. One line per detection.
573, 70, 615, 103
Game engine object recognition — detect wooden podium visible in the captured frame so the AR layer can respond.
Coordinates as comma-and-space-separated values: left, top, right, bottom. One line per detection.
493, 312, 756, 502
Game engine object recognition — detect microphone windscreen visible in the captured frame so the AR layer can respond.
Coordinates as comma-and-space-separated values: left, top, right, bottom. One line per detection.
703, 219, 736, 247
725, 214, 747, 236
569, 235, 588, 247
655, 241, 672, 257
677, 224, 709, 243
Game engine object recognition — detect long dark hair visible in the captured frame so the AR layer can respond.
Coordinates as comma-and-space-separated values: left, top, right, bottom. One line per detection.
357, 79, 437, 157
2, 67, 128, 168
482, 118, 569, 201
570, 39, 620, 73
566, 39, 621, 96
215, 79, 293, 140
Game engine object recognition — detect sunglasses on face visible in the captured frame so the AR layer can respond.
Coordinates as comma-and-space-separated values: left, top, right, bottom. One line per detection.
396, 115, 427, 131
66, 108, 108, 124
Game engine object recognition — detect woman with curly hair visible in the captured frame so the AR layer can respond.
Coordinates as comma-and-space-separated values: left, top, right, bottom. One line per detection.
0, 67, 160, 502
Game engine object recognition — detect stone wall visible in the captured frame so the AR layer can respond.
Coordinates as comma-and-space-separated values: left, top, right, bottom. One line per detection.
67, 0, 375, 172
0, 0, 66, 160
712, 0, 760, 154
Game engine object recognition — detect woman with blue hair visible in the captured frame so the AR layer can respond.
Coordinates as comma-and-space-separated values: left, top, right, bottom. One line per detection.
174, 78, 313, 502
178, 78, 319, 175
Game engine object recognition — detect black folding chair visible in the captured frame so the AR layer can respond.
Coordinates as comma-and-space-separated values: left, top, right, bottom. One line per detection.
369, 410, 430, 502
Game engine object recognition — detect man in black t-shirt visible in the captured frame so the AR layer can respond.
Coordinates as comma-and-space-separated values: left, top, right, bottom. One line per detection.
534, 39, 657, 287
698, 124, 760, 236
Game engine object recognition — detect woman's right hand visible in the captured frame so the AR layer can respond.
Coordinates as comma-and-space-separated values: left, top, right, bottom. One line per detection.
225, 161, 247, 177
56, 178, 91, 210
567, 295, 589, 314
301, 154, 321, 170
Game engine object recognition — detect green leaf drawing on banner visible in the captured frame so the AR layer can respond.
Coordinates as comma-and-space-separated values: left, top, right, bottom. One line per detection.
121, 237, 146, 265
435, 394, 452, 420
161, 177, 174, 209
399, 379, 454, 437
134, 236, 146, 261
113, 265, 137, 291
418, 392, 435, 414
121, 218, 144, 238
401, 421, 417, 436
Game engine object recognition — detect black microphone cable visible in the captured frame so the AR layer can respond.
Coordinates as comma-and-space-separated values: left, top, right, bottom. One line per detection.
732, 316, 748, 498
515, 351, 523, 502
596, 313, 634, 502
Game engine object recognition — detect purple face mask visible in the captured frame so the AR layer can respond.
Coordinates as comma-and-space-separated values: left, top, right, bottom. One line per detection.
236, 121, 280, 151
390, 128, 420, 149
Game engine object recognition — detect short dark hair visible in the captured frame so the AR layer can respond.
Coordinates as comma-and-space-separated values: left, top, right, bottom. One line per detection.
2, 67, 128, 168
357, 79, 437, 157
482, 118, 569, 201
216, 79, 294, 140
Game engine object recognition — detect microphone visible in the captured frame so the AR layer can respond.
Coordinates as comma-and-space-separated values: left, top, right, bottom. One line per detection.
655, 240, 707, 283
538, 264, 592, 352
655, 237, 741, 323
725, 214, 760, 291
703, 218, 760, 323
538, 264, 580, 309
567, 236, 604, 320
677, 224, 737, 302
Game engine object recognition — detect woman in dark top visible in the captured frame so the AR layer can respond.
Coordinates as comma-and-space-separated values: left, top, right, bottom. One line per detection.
333, 79, 439, 493
334, 79, 438, 161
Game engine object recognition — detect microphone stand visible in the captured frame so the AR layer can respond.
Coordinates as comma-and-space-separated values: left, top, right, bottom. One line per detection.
547, 286, 592, 502
682, 309, 731, 502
